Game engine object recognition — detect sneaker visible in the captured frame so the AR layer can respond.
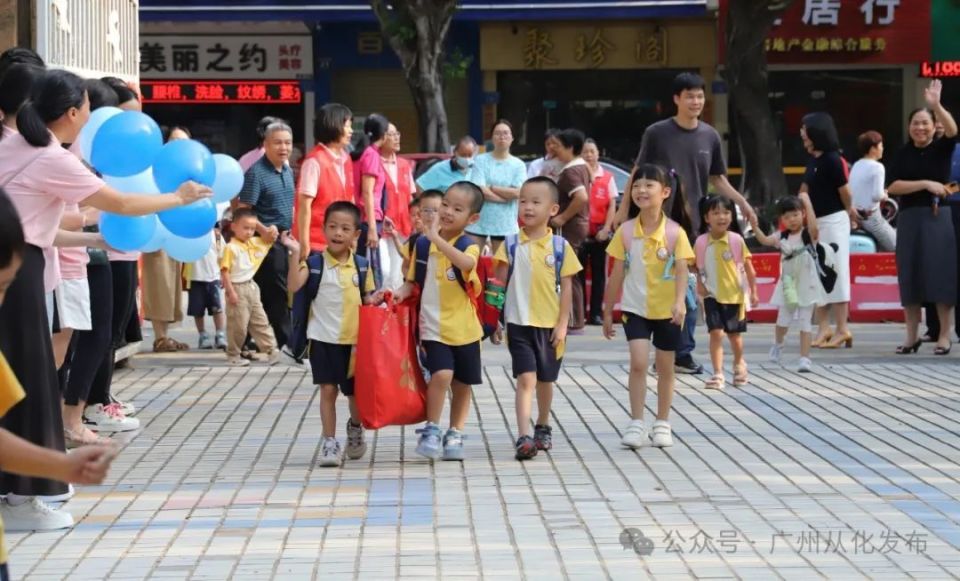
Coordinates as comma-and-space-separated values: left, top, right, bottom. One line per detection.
621, 420, 648, 449
514, 435, 538, 460
651, 420, 673, 447
198, 332, 213, 350
797, 357, 813, 373
227, 357, 250, 367
110, 395, 136, 416
769, 343, 784, 364
345, 418, 367, 460
318, 437, 342, 467
83, 403, 140, 432
37, 484, 75, 504
266, 350, 281, 366
674, 356, 704, 375
415, 423, 442, 460
442, 428, 465, 461
215, 331, 227, 350
533, 424, 553, 451
0, 497, 74, 532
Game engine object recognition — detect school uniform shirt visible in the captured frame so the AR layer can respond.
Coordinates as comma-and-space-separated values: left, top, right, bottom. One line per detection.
0, 351, 26, 567
220, 237, 273, 283
406, 235, 483, 346
493, 229, 582, 328
606, 215, 695, 320
698, 233, 751, 304
307, 250, 376, 345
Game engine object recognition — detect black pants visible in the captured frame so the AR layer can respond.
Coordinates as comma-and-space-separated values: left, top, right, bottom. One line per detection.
578, 237, 609, 321
63, 263, 114, 406
924, 203, 960, 340
253, 240, 290, 348
110, 260, 140, 349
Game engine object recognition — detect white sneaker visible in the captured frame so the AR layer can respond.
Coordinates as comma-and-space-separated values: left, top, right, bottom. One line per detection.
318, 437, 342, 467
621, 420, 648, 449
110, 395, 136, 416
0, 497, 74, 532
37, 484, 74, 504
797, 357, 813, 373
345, 419, 367, 460
83, 403, 140, 432
227, 357, 250, 367
651, 420, 674, 447
198, 332, 213, 350
769, 343, 784, 364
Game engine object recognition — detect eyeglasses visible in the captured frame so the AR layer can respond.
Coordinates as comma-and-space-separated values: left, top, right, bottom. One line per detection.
492, 131, 512, 137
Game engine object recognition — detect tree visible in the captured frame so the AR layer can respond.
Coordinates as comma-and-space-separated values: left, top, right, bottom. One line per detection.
370, 0, 458, 153
723, 0, 797, 209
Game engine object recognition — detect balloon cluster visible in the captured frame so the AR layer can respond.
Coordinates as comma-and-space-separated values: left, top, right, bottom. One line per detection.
79, 108, 245, 262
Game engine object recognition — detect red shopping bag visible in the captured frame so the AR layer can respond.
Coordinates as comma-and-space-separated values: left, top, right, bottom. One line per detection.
354, 297, 428, 429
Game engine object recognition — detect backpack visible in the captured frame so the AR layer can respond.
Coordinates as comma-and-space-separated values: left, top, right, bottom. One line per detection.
620, 217, 698, 310
694, 232, 751, 311
288, 252, 369, 361
781, 229, 839, 294
503, 233, 566, 296
413, 235, 497, 340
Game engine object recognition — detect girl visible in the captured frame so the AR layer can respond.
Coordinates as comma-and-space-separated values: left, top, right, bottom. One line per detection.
603, 164, 694, 449
694, 195, 758, 389
750, 197, 825, 373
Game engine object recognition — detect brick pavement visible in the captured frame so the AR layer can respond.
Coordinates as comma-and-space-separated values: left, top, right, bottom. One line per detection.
6, 342, 960, 579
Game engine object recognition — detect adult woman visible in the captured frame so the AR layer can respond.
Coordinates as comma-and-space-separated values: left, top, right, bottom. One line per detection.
351, 113, 389, 251
888, 80, 958, 355
380, 122, 416, 289
296, 103, 354, 262
849, 131, 896, 252
0, 69, 209, 530
797, 112, 856, 349
581, 138, 618, 325
467, 119, 526, 253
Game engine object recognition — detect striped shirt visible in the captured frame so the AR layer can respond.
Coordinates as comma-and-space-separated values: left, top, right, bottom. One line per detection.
239, 155, 295, 230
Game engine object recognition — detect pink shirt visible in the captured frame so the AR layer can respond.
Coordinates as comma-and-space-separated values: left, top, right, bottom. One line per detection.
58, 203, 90, 280
238, 147, 266, 173
353, 145, 386, 222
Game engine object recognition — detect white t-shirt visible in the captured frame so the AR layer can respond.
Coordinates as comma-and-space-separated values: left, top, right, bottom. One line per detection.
192, 232, 223, 282
848, 158, 885, 211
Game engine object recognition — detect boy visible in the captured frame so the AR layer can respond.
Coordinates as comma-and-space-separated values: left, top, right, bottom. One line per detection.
394, 182, 484, 461
220, 208, 281, 366
395, 190, 443, 275
493, 177, 582, 460
186, 227, 226, 349
281, 202, 376, 467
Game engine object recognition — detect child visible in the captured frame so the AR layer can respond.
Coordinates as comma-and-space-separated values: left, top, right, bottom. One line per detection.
394, 182, 485, 461
396, 190, 443, 276
694, 195, 759, 389
281, 202, 376, 467
602, 164, 694, 449
220, 208, 281, 367
0, 189, 115, 575
186, 227, 226, 349
750, 197, 824, 373
492, 177, 582, 460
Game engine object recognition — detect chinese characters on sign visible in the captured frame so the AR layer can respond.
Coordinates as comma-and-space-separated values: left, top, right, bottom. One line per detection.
523, 27, 666, 69
141, 81, 303, 104
139, 36, 313, 80
524, 28, 557, 69
765, 36, 887, 53
801, 0, 899, 27
575, 30, 614, 68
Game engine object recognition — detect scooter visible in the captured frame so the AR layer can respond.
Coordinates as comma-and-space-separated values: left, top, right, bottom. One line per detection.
851, 198, 898, 253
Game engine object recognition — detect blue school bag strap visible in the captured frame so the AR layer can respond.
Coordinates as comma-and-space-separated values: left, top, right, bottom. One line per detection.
415, 234, 475, 293
504, 234, 565, 294
289, 253, 325, 361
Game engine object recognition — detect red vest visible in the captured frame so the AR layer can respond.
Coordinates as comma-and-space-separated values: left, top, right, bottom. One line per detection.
384, 156, 415, 238
295, 145, 355, 251
589, 168, 614, 235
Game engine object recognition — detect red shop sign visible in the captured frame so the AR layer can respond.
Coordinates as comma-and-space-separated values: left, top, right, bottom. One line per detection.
718, 0, 930, 65
141, 81, 302, 104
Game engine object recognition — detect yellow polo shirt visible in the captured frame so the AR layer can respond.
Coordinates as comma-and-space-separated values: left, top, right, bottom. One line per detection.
305, 250, 376, 345
407, 234, 483, 346
220, 237, 273, 283
0, 352, 26, 566
607, 215, 694, 320
697, 233, 751, 305
493, 229, 582, 328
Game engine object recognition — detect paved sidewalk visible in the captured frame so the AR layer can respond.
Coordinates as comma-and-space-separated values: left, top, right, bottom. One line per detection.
7, 330, 960, 579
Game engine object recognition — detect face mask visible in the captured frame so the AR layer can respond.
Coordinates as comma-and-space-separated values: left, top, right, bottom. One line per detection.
456, 156, 474, 169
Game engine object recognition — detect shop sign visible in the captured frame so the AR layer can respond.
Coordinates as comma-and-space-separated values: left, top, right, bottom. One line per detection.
920, 61, 960, 78
522, 26, 666, 69
139, 36, 313, 79
140, 81, 303, 104
718, 0, 930, 65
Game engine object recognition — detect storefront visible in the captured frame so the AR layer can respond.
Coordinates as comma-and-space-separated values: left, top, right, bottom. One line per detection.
926, 0, 960, 113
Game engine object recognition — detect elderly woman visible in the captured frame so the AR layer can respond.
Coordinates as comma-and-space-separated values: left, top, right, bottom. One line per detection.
849, 130, 896, 252
888, 80, 958, 355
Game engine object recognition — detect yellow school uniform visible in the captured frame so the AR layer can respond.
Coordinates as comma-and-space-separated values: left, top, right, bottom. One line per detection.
407, 234, 483, 346
0, 352, 26, 567
220, 237, 273, 283
306, 250, 376, 345
607, 215, 694, 320
493, 229, 582, 328
700, 233, 752, 304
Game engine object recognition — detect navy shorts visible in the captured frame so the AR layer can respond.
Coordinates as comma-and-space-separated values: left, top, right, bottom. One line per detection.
309, 340, 355, 395
703, 298, 747, 334
187, 281, 222, 317
507, 324, 562, 382
421, 340, 482, 385
622, 313, 681, 351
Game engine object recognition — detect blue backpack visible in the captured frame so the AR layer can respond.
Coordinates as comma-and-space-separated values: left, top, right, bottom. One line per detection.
503, 233, 566, 297
288, 252, 369, 361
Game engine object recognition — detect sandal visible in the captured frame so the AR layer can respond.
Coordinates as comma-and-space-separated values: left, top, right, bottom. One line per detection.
935, 342, 953, 356
64, 427, 110, 449
733, 364, 749, 386
153, 337, 190, 353
704, 374, 725, 390
811, 331, 833, 348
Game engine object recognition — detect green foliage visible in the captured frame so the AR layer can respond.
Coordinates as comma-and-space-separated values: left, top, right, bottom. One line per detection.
443, 46, 473, 80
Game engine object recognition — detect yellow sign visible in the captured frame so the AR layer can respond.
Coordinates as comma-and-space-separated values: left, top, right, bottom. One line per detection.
524, 28, 557, 69
765, 36, 888, 53
575, 30, 615, 68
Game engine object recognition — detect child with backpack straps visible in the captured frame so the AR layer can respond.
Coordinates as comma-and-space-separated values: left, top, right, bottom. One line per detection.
693, 195, 759, 389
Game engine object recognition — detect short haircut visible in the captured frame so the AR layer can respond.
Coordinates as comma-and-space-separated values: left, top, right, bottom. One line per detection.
232, 207, 257, 222
456, 135, 477, 152
777, 196, 805, 216
857, 130, 883, 157
264, 121, 293, 139
408, 197, 421, 210
315, 103, 352, 145
523, 176, 560, 202
447, 181, 484, 214
673, 72, 706, 96
0, 188, 25, 269
558, 128, 586, 156
324, 201, 361, 227
544, 128, 561, 140
257, 116, 280, 140
419, 189, 444, 202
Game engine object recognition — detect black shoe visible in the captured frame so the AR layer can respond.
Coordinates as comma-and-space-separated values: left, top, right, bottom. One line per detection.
515, 436, 538, 460
587, 316, 603, 326
533, 424, 553, 451
674, 357, 704, 375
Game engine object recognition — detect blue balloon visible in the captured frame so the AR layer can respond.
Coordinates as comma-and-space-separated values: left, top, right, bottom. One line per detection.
140, 219, 171, 253
104, 168, 159, 195
159, 197, 217, 239
152, 140, 216, 193
78, 107, 122, 164
163, 233, 212, 263
90, 111, 163, 177
100, 213, 158, 252
211, 154, 245, 204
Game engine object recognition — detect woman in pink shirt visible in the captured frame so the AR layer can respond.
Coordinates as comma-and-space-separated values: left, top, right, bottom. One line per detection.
0, 69, 209, 530
351, 113, 389, 252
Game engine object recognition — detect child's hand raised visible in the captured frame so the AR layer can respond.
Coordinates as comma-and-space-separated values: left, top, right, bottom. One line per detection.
279, 231, 299, 252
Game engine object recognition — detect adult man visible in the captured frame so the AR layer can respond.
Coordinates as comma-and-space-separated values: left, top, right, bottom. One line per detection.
617, 72, 756, 374
238, 116, 280, 172
237, 121, 295, 349
415, 136, 483, 193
